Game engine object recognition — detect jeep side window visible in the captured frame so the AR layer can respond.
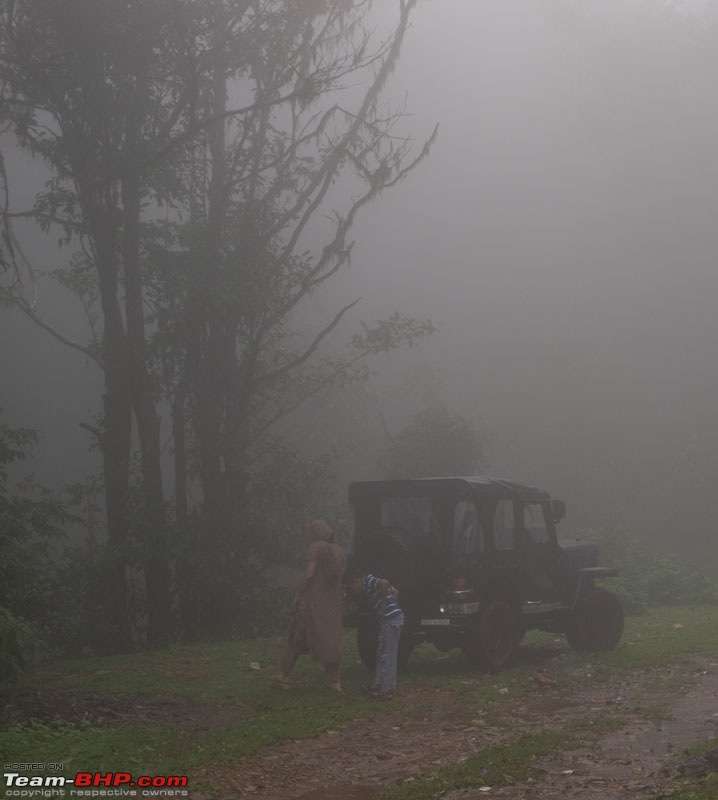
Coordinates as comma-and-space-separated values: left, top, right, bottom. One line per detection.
493, 499, 515, 550
523, 503, 549, 544
380, 496, 433, 539
453, 501, 483, 555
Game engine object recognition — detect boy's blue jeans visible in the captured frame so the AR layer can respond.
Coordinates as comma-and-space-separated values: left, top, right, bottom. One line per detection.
374, 611, 405, 692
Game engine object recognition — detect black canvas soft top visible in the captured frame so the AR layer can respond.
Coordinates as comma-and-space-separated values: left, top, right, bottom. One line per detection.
348, 476, 551, 504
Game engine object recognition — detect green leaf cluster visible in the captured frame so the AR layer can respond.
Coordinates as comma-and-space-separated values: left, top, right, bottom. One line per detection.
0, 420, 71, 676
581, 526, 718, 613
383, 403, 487, 480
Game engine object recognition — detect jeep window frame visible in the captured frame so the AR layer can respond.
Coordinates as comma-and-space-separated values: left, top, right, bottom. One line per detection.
520, 501, 551, 545
452, 499, 485, 560
516, 500, 561, 554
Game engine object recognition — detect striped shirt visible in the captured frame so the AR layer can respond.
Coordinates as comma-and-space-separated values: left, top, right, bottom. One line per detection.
363, 573, 403, 621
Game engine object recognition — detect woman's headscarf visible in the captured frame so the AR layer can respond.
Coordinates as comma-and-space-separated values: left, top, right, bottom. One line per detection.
306, 518, 334, 543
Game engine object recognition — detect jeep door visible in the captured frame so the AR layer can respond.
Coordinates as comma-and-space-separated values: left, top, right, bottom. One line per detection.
517, 501, 561, 602
451, 499, 485, 588
488, 497, 522, 585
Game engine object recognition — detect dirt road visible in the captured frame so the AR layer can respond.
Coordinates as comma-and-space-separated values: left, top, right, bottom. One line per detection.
219, 656, 718, 800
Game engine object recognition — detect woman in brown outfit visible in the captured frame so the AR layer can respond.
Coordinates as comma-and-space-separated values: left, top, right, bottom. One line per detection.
275, 519, 347, 692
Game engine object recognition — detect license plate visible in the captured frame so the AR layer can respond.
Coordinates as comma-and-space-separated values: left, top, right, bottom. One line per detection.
421, 618, 450, 626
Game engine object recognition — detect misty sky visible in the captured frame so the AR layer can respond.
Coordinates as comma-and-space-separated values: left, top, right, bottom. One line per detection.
326, 0, 718, 547
2, 0, 718, 557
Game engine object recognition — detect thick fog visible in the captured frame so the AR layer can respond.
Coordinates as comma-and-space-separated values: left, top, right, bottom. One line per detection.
307, 0, 718, 556
2, 0, 718, 561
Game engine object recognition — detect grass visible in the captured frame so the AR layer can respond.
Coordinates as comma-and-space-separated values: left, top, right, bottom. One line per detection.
659, 738, 718, 800
0, 634, 387, 777
663, 782, 718, 800
2, 605, 718, 795
595, 606, 718, 668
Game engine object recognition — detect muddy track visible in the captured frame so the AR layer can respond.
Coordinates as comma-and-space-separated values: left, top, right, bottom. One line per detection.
212, 657, 718, 800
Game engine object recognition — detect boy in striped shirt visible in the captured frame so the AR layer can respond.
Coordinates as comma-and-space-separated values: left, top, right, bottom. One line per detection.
349, 570, 405, 699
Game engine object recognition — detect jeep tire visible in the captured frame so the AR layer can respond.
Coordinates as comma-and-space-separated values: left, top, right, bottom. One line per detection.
566, 587, 624, 652
463, 600, 518, 671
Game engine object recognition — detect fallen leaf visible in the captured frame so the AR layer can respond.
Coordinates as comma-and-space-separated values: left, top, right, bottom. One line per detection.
534, 672, 558, 686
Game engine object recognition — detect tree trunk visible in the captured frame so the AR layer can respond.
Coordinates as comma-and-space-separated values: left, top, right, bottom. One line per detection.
195, 0, 231, 518
122, 118, 172, 646
172, 383, 199, 637
92, 205, 134, 652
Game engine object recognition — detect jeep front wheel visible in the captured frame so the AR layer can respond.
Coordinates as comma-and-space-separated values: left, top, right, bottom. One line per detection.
566, 587, 624, 652
463, 600, 518, 671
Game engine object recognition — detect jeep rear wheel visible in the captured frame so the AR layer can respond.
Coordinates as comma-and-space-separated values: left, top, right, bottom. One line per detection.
566, 587, 624, 652
463, 600, 518, 671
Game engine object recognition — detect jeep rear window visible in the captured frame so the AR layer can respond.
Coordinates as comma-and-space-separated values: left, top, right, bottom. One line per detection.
380, 496, 433, 538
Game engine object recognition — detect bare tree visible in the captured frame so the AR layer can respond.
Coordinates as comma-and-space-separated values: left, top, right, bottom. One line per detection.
0, 0, 436, 642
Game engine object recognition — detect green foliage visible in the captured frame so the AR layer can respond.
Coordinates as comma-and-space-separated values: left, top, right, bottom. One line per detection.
0, 419, 124, 661
0, 423, 60, 556
0, 606, 41, 681
50, 541, 133, 656
665, 739, 718, 800
580, 527, 718, 613
665, 777, 718, 800
383, 403, 487, 479
177, 443, 341, 639
0, 419, 75, 671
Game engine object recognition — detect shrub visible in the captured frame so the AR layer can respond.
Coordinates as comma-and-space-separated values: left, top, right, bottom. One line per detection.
0, 606, 41, 680
581, 526, 718, 613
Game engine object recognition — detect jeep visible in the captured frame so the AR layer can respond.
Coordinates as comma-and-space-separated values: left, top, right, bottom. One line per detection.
344, 476, 624, 671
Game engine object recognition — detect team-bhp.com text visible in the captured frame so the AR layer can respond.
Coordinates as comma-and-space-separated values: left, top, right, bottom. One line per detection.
3, 772, 189, 797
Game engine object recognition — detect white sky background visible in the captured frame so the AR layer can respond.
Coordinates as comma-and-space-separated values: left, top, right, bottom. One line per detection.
2, 0, 718, 555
